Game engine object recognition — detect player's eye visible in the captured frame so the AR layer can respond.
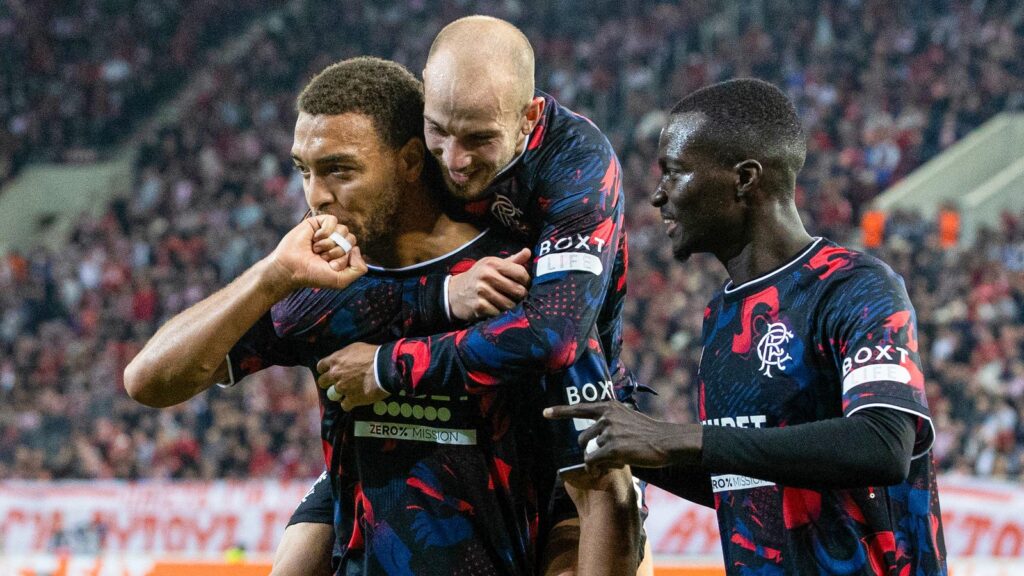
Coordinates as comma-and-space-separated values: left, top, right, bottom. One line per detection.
294, 164, 310, 178
330, 165, 354, 178
466, 134, 494, 146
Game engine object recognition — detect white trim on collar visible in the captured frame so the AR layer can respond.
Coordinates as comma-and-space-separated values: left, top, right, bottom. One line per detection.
723, 237, 824, 295
365, 229, 491, 273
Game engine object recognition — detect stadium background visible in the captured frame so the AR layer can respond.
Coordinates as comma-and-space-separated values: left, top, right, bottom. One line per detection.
1, 0, 1023, 574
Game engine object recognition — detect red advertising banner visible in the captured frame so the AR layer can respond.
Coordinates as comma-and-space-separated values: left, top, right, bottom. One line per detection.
1, 474, 1023, 562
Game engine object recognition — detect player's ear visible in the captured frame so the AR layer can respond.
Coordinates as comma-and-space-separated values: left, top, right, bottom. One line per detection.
522, 96, 545, 135
733, 159, 762, 201
397, 137, 425, 183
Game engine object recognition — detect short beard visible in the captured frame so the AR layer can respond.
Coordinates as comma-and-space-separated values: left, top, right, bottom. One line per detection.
354, 191, 401, 264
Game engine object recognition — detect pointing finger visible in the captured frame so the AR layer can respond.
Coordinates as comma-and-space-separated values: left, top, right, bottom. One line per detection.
544, 402, 612, 421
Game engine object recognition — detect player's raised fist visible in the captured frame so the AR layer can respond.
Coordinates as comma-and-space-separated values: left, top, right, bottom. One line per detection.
448, 248, 532, 321
264, 214, 367, 293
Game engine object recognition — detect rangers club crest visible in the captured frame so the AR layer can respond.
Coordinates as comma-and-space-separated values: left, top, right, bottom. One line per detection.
756, 322, 793, 377
491, 193, 524, 229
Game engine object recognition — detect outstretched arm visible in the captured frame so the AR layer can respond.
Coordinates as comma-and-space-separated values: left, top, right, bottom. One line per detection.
124, 215, 365, 407
545, 402, 916, 490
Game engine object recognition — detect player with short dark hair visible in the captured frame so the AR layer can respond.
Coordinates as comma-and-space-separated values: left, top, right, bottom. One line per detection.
126, 56, 639, 576
548, 78, 948, 575
313, 17, 648, 575
297, 57, 426, 150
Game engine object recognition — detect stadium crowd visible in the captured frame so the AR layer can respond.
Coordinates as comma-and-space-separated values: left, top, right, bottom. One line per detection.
0, 0, 282, 184
1, 0, 1023, 482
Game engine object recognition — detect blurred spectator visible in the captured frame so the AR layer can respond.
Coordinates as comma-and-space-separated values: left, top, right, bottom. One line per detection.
0, 0, 283, 185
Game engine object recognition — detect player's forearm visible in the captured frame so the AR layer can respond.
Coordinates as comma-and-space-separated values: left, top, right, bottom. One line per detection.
124, 257, 293, 407
406, 273, 457, 333
569, 468, 641, 576
270, 522, 334, 576
701, 408, 916, 489
377, 289, 605, 396
632, 465, 715, 509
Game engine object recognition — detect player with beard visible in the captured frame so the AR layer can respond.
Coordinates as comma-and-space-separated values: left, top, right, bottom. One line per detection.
314, 19, 650, 573
547, 79, 948, 575
125, 57, 639, 576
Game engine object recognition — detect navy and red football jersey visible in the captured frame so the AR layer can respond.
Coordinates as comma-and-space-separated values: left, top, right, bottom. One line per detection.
375, 92, 631, 401
227, 230, 552, 575
698, 238, 947, 575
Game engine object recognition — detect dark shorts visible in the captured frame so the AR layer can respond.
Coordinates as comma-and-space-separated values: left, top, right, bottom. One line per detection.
288, 470, 333, 526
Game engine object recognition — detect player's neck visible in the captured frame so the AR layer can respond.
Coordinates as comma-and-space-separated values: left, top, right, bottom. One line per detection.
394, 214, 483, 267
722, 204, 813, 287
378, 182, 482, 268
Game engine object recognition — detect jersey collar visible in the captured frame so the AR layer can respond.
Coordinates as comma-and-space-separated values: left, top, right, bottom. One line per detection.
366, 228, 491, 274
722, 237, 824, 300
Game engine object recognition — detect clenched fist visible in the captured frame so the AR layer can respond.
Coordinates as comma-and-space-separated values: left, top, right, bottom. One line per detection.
264, 214, 368, 294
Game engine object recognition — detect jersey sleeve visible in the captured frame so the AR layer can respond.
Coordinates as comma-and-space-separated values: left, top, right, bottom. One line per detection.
223, 312, 304, 385
375, 137, 625, 397
822, 264, 935, 457
272, 275, 452, 344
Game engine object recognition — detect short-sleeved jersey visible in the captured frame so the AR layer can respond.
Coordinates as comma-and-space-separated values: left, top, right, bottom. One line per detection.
227, 229, 581, 576
376, 92, 633, 403
698, 238, 947, 575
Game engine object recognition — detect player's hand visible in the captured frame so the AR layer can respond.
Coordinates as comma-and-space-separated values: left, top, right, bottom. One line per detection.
562, 464, 636, 500
264, 214, 367, 294
315, 342, 389, 411
448, 248, 531, 321
544, 401, 702, 470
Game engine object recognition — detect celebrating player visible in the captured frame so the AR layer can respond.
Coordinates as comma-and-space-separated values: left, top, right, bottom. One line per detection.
315, 15, 632, 420
310, 16, 651, 574
125, 57, 639, 576
547, 79, 948, 575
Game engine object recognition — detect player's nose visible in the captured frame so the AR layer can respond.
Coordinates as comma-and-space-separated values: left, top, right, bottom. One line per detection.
443, 140, 473, 171
306, 174, 334, 213
650, 184, 667, 207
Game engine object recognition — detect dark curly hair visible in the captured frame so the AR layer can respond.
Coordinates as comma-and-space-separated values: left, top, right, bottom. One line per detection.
670, 78, 807, 195
297, 57, 424, 150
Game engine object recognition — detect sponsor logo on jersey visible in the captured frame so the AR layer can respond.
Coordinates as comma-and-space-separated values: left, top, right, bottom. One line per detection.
536, 232, 608, 276
536, 252, 603, 276
841, 345, 914, 393
843, 364, 912, 394
564, 379, 614, 405
701, 414, 768, 428
756, 322, 793, 377
842, 345, 912, 375
354, 421, 477, 445
710, 474, 775, 493
538, 233, 608, 256
564, 379, 614, 431
355, 395, 476, 444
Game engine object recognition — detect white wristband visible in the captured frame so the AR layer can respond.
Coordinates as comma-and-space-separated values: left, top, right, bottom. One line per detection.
443, 275, 454, 322
372, 345, 385, 393
329, 231, 352, 253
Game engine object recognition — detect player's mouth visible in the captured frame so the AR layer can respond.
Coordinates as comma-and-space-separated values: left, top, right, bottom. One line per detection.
661, 212, 679, 236
448, 170, 473, 185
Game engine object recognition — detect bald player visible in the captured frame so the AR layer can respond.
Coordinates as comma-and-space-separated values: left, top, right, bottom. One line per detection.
317, 15, 650, 576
